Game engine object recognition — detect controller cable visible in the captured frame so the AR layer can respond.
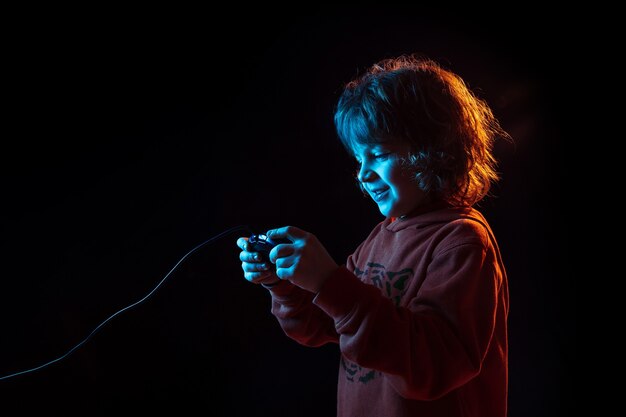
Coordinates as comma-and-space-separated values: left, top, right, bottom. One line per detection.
0, 224, 253, 381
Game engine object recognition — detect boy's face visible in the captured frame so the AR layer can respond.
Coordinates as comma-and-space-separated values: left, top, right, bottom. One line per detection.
353, 141, 429, 218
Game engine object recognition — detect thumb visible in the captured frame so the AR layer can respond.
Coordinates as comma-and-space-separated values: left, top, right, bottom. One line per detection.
267, 225, 306, 242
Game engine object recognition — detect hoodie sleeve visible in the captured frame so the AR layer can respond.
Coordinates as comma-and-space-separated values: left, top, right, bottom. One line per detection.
313, 234, 506, 400
265, 279, 340, 347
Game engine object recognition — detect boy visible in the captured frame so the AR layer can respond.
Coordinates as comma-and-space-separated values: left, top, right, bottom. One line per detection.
237, 55, 510, 417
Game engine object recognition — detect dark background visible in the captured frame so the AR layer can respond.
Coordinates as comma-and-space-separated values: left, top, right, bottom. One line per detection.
1, 10, 572, 416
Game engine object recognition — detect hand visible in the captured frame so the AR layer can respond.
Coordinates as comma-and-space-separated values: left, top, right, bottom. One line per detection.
266, 226, 338, 293
236, 237, 280, 286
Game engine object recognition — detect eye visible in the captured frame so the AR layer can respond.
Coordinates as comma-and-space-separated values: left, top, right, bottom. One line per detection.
373, 152, 390, 160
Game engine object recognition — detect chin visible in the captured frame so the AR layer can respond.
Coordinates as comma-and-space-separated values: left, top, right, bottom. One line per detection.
377, 206, 396, 218
380, 203, 414, 218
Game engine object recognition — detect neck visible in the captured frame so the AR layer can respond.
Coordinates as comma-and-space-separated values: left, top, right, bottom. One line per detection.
394, 200, 449, 221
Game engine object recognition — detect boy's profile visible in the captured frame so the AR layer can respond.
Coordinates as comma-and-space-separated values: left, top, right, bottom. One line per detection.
237, 54, 510, 417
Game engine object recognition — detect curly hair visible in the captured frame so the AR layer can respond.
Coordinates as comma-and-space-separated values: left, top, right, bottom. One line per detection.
333, 54, 511, 207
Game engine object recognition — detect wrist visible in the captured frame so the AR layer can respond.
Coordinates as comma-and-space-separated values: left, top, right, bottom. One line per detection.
261, 280, 282, 289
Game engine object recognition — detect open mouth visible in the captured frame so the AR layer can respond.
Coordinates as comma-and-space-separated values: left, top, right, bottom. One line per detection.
370, 188, 388, 202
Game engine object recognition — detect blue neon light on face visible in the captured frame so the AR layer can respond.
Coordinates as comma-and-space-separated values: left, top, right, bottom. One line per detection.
352, 141, 428, 218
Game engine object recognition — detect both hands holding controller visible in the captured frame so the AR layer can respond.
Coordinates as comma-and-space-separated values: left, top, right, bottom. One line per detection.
236, 226, 338, 293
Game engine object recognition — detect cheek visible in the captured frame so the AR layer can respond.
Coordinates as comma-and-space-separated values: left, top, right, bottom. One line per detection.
391, 171, 424, 204
386, 165, 413, 189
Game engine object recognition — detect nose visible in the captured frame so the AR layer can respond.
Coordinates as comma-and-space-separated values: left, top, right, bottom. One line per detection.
356, 161, 375, 183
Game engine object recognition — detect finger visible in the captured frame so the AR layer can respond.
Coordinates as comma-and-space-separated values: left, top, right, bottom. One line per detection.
243, 264, 277, 282
244, 270, 273, 283
268, 243, 294, 264
275, 262, 296, 281
241, 261, 271, 273
274, 253, 299, 281
239, 251, 263, 263
274, 252, 297, 270
267, 226, 307, 241
236, 237, 249, 251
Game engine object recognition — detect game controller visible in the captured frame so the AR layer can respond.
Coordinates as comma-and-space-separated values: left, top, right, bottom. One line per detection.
248, 234, 291, 263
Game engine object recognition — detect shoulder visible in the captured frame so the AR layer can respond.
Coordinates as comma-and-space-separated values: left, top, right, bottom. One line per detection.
432, 209, 495, 255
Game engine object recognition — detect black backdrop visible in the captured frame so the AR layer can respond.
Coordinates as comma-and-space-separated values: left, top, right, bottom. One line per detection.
1, 10, 572, 416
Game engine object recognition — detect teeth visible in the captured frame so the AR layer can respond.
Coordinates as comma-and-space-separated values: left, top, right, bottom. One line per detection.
371, 189, 386, 199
